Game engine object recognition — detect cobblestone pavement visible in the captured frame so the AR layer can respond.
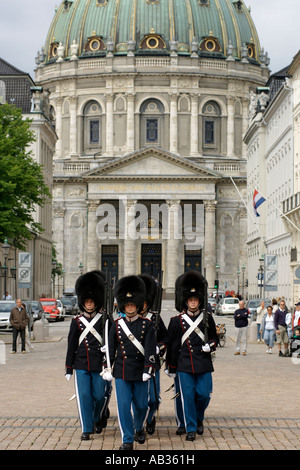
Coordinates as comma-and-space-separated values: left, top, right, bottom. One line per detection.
0, 305, 300, 452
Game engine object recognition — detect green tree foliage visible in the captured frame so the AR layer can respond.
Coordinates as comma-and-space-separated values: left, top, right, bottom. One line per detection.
0, 103, 51, 249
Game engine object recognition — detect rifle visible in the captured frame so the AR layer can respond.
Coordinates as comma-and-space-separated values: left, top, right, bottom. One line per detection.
151, 271, 164, 418
203, 279, 209, 344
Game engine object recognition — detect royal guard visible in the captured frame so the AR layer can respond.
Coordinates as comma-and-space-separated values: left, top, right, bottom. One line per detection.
138, 273, 168, 435
65, 270, 110, 440
166, 270, 218, 441
101, 275, 156, 450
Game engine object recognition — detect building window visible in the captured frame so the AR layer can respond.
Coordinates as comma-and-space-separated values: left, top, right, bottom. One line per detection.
90, 120, 100, 144
202, 101, 221, 153
146, 119, 158, 143
0, 81, 6, 104
83, 100, 102, 152
204, 120, 215, 144
140, 99, 164, 147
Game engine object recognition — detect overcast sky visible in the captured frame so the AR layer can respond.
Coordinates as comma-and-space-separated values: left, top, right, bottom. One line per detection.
0, 0, 299, 79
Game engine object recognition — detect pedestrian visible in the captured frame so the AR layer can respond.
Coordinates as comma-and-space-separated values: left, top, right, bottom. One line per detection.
256, 301, 267, 342
272, 298, 278, 313
65, 270, 109, 441
138, 273, 168, 435
274, 299, 289, 357
102, 275, 156, 451
260, 305, 275, 353
9, 299, 29, 354
292, 302, 300, 332
3, 291, 12, 300
234, 300, 249, 355
166, 271, 218, 442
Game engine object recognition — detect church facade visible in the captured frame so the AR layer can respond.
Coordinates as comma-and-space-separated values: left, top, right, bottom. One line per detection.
36, 0, 269, 295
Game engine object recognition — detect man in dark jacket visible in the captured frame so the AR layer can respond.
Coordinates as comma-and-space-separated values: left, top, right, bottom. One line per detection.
234, 300, 249, 356
10, 299, 29, 354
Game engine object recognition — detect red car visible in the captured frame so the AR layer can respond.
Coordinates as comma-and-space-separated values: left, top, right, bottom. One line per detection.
39, 298, 60, 322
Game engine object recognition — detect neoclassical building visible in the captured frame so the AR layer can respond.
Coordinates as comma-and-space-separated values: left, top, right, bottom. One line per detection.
35, 0, 269, 296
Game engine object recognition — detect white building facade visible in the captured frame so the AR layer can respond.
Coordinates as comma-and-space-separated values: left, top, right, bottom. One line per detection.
36, 0, 270, 296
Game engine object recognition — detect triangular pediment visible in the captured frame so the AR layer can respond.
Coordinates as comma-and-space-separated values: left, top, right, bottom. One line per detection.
84, 147, 220, 180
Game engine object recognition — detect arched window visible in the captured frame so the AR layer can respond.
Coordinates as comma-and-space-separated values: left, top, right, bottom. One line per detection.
202, 100, 221, 154
140, 99, 164, 147
83, 100, 102, 152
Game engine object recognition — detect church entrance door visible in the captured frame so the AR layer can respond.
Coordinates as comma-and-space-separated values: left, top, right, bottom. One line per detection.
141, 244, 162, 281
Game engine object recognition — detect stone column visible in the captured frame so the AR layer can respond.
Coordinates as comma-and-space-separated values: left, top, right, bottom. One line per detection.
54, 97, 63, 158
227, 96, 235, 157
53, 206, 65, 269
190, 93, 199, 156
169, 93, 178, 153
87, 200, 100, 272
204, 200, 217, 291
106, 93, 114, 156
69, 95, 77, 157
242, 97, 250, 159
166, 200, 181, 295
127, 93, 135, 152
123, 199, 137, 276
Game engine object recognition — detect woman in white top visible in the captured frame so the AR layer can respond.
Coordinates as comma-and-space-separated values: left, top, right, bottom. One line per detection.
256, 301, 267, 342
260, 306, 275, 354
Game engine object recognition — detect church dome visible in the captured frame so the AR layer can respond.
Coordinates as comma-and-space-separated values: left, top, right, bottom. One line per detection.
43, 0, 263, 65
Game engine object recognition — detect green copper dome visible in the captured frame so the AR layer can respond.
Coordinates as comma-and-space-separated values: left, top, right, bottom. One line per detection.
43, 0, 263, 64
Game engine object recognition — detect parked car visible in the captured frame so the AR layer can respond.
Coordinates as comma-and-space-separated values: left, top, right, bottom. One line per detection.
215, 297, 240, 315
23, 301, 44, 323
245, 299, 272, 321
56, 299, 66, 321
0, 300, 15, 329
39, 298, 60, 322
208, 297, 218, 312
60, 296, 79, 316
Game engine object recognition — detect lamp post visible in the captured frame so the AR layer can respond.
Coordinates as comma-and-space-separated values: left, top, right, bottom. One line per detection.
79, 262, 83, 275
237, 269, 240, 295
259, 255, 264, 299
2, 238, 10, 299
215, 264, 220, 297
241, 265, 245, 299
52, 260, 57, 298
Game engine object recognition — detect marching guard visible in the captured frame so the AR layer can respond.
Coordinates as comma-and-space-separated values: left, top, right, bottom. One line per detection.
166, 270, 218, 441
138, 273, 168, 435
101, 275, 156, 450
65, 270, 110, 440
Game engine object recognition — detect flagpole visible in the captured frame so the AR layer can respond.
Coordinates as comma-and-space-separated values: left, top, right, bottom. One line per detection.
254, 187, 300, 233
229, 177, 258, 225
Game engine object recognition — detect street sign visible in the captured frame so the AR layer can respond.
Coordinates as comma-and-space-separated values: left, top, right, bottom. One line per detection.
18, 252, 32, 289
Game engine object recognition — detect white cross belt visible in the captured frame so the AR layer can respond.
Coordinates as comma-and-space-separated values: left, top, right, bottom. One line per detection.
181, 313, 204, 345
79, 313, 103, 346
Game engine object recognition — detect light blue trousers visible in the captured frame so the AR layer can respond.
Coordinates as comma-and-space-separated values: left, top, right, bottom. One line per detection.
115, 378, 149, 444
178, 371, 212, 433
74, 369, 106, 433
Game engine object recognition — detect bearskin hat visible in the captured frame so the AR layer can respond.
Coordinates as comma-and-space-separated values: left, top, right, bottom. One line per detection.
175, 270, 207, 312
138, 273, 158, 311
75, 270, 106, 312
113, 275, 146, 314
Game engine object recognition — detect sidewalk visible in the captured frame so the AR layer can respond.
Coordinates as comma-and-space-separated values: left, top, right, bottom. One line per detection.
0, 313, 300, 451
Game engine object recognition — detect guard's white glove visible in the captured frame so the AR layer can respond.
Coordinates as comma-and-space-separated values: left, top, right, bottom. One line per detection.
100, 345, 107, 353
142, 373, 151, 382
164, 369, 176, 379
100, 368, 113, 381
156, 346, 160, 354
202, 343, 211, 353
65, 374, 72, 381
